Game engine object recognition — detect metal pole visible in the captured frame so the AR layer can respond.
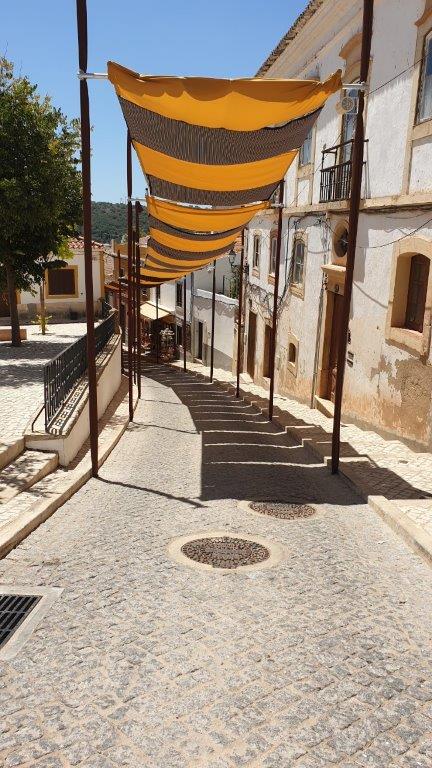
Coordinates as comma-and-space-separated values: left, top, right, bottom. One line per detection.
210, 260, 216, 382
156, 288, 159, 364
183, 278, 187, 371
268, 180, 284, 421
135, 202, 142, 398
331, 0, 373, 473
117, 248, 124, 373
236, 230, 245, 398
76, 0, 98, 477
127, 132, 134, 421
132, 230, 136, 385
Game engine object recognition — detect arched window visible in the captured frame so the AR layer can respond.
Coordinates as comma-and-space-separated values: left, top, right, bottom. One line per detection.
386, 238, 432, 355
405, 254, 430, 331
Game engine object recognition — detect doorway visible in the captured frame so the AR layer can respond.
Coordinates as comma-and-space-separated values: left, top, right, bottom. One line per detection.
197, 321, 204, 360
263, 324, 272, 378
247, 311, 257, 377
327, 292, 344, 402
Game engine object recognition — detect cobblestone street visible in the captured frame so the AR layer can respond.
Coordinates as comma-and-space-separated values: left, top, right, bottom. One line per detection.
1, 365, 432, 767
0, 323, 89, 443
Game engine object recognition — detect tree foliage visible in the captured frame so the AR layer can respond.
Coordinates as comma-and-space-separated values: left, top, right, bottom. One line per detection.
0, 58, 82, 343
90, 201, 148, 244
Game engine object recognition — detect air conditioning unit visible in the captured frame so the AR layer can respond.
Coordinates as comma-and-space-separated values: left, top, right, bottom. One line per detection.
335, 95, 358, 115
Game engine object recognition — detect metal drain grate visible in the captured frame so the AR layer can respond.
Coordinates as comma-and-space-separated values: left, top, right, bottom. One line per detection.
0, 594, 41, 649
181, 536, 270, 569
249, 501, 316, 519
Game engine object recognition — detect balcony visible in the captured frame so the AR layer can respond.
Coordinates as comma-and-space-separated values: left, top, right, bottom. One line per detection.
319, 139, 354, 203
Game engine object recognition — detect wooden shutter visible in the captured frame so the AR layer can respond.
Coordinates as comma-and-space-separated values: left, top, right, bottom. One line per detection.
405, 254, 429, 332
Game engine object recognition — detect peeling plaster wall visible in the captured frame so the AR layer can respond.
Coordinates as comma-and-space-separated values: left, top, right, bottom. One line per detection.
245, 0, 432, 448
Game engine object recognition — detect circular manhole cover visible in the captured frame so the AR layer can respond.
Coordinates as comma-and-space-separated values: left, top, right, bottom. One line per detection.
180, 536, 270, 569
249, 501, 316, 519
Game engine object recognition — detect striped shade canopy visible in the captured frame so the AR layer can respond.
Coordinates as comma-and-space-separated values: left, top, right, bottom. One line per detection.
109, 62, 341, 283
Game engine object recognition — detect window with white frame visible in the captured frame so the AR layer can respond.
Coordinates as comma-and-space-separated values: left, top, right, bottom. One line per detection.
291, 237, 306, 287
299, 129, 313, 166
417, 30, 432, 123
252, 234, 261, 270
269, 233, 278, 275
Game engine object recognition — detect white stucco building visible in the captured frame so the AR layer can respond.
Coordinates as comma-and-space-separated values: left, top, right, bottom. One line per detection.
12, 237, 106, 322
146, 254, 240, 371
244, 0, 432, 448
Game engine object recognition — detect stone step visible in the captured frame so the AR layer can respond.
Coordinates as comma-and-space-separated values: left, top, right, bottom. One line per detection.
0, 438, 25, 471
0, 450, 58, 504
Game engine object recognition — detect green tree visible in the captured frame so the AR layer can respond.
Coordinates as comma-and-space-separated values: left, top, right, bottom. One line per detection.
0, 58, 82, 345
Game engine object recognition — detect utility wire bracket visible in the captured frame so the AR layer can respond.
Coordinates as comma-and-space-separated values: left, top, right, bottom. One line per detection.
77, 70, 109, 80
342, 81, 368, 92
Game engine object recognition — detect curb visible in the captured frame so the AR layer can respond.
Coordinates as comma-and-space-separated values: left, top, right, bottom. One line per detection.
0, 379, 138, 560
368, 496, 432, 565
174, 366, 432, 566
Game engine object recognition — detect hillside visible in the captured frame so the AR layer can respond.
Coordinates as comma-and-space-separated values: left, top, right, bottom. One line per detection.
89, 201, 148, 243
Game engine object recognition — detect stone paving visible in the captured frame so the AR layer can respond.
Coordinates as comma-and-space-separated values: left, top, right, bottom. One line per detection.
0, 323, 88, 444
0, 364, 432, 767
173, 360, 432, 546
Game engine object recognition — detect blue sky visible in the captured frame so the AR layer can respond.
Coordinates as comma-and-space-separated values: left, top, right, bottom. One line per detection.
3, 1, 308, 202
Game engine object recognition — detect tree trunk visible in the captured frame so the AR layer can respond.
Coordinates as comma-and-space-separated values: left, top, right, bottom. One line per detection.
5, 263, 21, 347
39, 281, 46, 335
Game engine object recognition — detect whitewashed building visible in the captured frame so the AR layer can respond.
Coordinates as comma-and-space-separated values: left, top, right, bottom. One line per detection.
12, 237, 106, 322
244, 0, 432, 448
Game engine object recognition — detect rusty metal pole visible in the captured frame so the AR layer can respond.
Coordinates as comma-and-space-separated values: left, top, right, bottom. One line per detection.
331, 0, 374, 473
132, 230, 136, 385
236, 230, 245, 398
268, 180, 284, 421
117, 248, 124, 373
183, 278, 187, 371
156, 288, 159, 364
126, 132, 134, 421
210, 260, 216, 382
76, 0, 98, 476
135, 202, 142, 398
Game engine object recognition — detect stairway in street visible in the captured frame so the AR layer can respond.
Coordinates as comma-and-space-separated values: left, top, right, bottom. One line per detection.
0, 445, 58, 512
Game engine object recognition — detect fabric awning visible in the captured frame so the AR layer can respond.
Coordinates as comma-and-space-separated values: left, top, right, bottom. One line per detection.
109, 62, 341, 285
146, 196, 268, 232
108, 62, 341, 130
149, 223, 238, 253
140, 302, 175, 320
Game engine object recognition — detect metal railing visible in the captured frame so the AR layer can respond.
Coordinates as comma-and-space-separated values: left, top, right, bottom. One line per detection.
101, 298, 112, 318
43, 312, 116, 430
319, 139, 354, 203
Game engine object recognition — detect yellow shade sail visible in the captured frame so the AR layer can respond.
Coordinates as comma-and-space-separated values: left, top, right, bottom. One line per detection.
145, 249, 214, 269
108, 61, 341, 131
141, 266, 189, 279
134, 142, 296, 191
149, 225, 238, 253
146, 196, 268, 232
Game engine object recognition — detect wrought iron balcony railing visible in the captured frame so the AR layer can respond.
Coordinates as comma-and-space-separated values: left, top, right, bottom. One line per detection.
319, 139, 355, 203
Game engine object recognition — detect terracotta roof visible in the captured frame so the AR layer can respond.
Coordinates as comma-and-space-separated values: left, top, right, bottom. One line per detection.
68, 235, 104, 250
256, 0, 324, 76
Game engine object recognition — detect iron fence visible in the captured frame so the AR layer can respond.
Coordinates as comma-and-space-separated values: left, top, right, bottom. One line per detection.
44, 312, 116, 430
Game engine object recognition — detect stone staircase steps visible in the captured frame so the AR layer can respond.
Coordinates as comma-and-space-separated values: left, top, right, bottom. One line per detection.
0, 438, 25, 472
0, 450, 58, 504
